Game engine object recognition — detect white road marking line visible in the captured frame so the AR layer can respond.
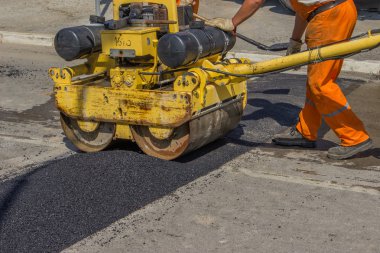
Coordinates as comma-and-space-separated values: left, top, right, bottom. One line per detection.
0, 31, 53, 47
238, 168, 380, 196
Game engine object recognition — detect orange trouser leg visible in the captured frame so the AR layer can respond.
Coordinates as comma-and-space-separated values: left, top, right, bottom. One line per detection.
297, 88, 322, 141
296, 0, 369, 146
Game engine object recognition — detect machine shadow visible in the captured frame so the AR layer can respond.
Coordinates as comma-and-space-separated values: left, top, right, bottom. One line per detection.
63, 136, 80, 152
357, 148, 380, 159
0, 168, 42, 225
0, 92, 305, 252
357, 10, 380, 20
0, 138, 254, 252
242, 98, 301, 126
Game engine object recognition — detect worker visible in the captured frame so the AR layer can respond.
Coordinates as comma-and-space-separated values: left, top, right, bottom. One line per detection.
201, 0, 373, 159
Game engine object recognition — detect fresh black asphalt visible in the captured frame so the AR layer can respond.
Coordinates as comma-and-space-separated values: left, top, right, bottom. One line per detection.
0, 74, 362, 252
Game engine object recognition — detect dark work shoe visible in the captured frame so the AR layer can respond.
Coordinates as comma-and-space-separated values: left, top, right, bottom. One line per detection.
272, 127, 316, 148
327, 138, 373, 160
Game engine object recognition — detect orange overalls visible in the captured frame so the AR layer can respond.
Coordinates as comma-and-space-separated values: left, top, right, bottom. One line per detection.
290, 0, 370, 146
176, 0, 199, 13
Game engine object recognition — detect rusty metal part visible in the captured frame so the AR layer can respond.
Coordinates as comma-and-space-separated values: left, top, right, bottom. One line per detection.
131, 99, 244, 160
129, 19, 177, 25
60, 113, 115, 152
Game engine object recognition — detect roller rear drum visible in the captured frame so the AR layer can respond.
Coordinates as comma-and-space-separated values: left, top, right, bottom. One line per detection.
60, 113, 115, 152
131, 100, 244, 160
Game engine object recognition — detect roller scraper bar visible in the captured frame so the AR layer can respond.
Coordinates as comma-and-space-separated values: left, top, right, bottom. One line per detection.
202, 29, 380, 78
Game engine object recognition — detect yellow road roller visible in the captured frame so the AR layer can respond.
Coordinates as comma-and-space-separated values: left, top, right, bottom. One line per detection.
50, 0, 380, 160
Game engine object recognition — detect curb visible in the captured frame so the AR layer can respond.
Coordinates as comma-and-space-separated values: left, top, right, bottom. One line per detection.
1, 31, 379, 76
0, 31, 53, 47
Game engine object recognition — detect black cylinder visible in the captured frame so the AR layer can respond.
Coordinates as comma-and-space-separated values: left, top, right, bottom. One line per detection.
54, 25, 104, 61
157, 26, 236, 68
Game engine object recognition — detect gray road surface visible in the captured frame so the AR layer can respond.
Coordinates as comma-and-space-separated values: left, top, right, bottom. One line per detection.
0, 44, 379, 252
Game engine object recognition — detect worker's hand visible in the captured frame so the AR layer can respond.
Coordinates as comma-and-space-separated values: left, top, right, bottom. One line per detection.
286, 38, 302, 70
286, 38, 302, 56
205, 18, 235, 32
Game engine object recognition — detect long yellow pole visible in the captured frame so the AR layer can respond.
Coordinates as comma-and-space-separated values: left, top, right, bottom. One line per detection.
223, 31, 380, 76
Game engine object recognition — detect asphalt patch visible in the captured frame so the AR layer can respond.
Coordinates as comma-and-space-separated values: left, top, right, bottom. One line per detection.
0, 96, 58, 126
0, 73, 365, 252
0, 65, 37, 79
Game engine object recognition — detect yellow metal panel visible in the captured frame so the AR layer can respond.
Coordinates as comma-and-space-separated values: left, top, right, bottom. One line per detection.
173, 59, 247, 115
77, 120, 100, 132
192, 81, 247, 113
110, 66, 158, 89
88, 53, 116, 74
50, 55, 115, 85
115, 124, 133, 140
55, 85, 192, 128
101, 29, 158, 57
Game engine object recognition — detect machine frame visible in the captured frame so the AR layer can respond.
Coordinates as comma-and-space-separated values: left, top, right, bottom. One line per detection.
50, 0, 248, 159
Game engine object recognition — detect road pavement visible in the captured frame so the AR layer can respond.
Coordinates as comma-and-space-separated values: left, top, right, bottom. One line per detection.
0, 43, 379, 252
0, 45, 73, 181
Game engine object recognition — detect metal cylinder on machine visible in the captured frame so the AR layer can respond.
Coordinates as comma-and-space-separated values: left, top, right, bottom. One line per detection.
54, 25, 104, 61
157, 26, 236, 68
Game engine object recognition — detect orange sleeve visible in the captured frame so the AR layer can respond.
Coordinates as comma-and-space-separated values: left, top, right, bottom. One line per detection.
176, 0, 199, 14
192, 0, 199, 13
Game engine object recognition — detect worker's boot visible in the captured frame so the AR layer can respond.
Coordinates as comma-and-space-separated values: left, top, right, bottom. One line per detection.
327, 138, 373, 160
272, 127, 316, 148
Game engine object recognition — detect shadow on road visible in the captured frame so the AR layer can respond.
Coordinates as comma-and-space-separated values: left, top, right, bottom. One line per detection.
0, 140, 253, 252
357, 10, 380, 20
243, 98, 301, 126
